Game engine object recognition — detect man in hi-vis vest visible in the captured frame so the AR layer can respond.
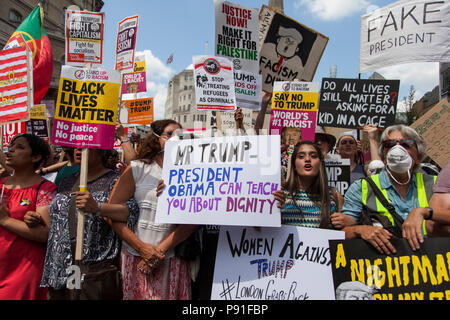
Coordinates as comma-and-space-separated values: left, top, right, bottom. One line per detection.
337, 125, 437, 255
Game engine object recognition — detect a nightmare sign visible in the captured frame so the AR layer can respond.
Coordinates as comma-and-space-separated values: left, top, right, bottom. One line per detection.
317, 78, 400, 129
329, 237, 450, 300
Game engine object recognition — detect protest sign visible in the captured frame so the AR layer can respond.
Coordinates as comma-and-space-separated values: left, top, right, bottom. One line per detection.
215, 0, 262, 110
410, 99, 450, 168
0, 46, 32, 124
26, 104, 48, 138
329, 237, 450, 300
51, 66, 121, 149
258, 5, 328, 93
270, 81, 318, 142
317, 78, 399, 129
65, 10, 104, 66
123, 98, 153, 125
115, 15, 139, 71
324, 158, 350, 195
2, 121, 26, 151
217, 108, 253, 136
360, 1, 450, 73
155, 135, 281, 227
121, 59, 146, 94
193, 55, 236, 111
211, 226, 345, 300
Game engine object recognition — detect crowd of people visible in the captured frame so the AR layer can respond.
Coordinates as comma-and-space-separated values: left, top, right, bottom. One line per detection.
0, 108, 449, 300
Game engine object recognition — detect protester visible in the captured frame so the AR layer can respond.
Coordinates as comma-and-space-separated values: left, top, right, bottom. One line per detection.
108, 119, 196, 300
0, 134, 57, 300
339, 124, 437, 254
115, 123, 137, 163
336, 133, 366, 184
314, 126, 336, 158
52, 147, 80, 186
39, 147, 138, 300
280, 141, 350, 229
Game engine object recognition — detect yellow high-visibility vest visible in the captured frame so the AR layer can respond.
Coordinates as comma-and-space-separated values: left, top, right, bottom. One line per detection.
361, 172, 437, 235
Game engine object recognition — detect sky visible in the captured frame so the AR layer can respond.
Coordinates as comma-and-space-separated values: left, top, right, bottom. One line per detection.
99, 0, 441, 120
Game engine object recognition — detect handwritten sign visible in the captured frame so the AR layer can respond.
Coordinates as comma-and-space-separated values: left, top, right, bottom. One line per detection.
360, 1, 450, 73
123, 98, 153, 125
329, 237, 450, 300
258, 5, 328, 92
270, 81, 318, 142
317, 78, 399, 129
211, 226, 345, 300
26, 104, 48, 138
0, 46, 32, 124
155, 135, 281, 227
115, 15, 139, 71
193, 55, 236, 111
65, 10, 104, 66
51, 66, 121, 149
410, 99, 450, 168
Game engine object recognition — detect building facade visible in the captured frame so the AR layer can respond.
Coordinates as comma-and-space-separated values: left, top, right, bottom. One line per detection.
0, 0, 104, 102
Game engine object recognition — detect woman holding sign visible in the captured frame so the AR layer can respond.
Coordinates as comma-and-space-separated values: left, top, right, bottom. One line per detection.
0, 134, 56, 300
109, 119, 196, 300
281, 141, 352, 229
336, 134, 366, 184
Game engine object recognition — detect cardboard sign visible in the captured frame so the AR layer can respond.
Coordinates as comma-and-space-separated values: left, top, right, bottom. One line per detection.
155, 135, 282, 227
0, 46, 32, 124
317, 78, 399, 129
360, 1, 450, 73
123, 98, 154, 125
51, 66, 121, 149
410, 99, 450, 168
329, 237, 450, 300
26, 104, 48, 138
193, 55, 236, 111
65, 10, 104, 66
211, 226, 345, 300
325, 158, 350, 195
258, 5, 328, 93
270, 81, 319, 142
115, 15, 139, 71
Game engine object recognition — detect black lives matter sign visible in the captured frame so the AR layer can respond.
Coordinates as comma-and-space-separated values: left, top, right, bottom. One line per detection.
318, 78, 399, 129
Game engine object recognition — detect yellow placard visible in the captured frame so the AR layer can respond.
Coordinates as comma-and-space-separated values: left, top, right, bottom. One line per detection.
29, 104, 46, 120
271, 91, 318, 111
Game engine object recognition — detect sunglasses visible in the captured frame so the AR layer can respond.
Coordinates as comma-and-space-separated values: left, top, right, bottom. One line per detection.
381, 138, 416, 149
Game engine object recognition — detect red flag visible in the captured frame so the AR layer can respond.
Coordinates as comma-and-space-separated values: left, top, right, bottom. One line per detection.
4, 5, 53, 104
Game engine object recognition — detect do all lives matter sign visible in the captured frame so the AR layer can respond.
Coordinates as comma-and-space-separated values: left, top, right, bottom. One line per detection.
317, 78, 399, 129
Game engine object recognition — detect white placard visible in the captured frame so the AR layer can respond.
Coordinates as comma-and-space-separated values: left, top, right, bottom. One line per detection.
155, 135, 281, 227
211, 226, 345, 300
359, 0, 450, 73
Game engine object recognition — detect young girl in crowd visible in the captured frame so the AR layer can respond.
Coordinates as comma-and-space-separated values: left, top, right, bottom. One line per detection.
0, 134, 57, 299
281, 141, 353, 229
109, 119, 197, 300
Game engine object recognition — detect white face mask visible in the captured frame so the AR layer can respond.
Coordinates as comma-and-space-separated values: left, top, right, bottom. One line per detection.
386, 145, 413, 174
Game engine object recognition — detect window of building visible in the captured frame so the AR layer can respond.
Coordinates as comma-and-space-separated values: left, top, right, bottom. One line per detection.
9, 9, 22, 23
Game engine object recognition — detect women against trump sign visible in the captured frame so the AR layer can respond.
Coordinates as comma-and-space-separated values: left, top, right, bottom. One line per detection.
156, 135, 281, 227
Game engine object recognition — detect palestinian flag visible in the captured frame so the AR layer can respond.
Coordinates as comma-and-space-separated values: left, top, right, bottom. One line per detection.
4, 4, 53, 104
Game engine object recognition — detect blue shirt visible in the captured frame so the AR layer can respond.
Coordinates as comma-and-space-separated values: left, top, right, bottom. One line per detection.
342, 170, 421, 222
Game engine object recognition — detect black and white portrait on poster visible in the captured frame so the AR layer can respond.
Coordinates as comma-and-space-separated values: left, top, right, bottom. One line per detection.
259, 5, 328, 92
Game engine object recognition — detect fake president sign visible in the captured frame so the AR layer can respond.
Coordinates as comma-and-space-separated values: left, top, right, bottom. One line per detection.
52, 66, 121, 149
156, 135, 281, 227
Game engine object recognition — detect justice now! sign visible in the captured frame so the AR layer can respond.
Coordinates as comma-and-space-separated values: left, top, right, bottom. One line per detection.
51, 66, 121, 149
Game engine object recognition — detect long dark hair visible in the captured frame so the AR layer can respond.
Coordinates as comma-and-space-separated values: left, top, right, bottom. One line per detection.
10, 134, 51, 169
285, 141, 331, 228
136, 119, 181, 164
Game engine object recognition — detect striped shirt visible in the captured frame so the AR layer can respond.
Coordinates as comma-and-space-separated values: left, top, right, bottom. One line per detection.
281, 187, 337, 228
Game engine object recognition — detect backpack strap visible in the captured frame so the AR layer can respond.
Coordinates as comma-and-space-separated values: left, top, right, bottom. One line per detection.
363, 177, 405, 235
